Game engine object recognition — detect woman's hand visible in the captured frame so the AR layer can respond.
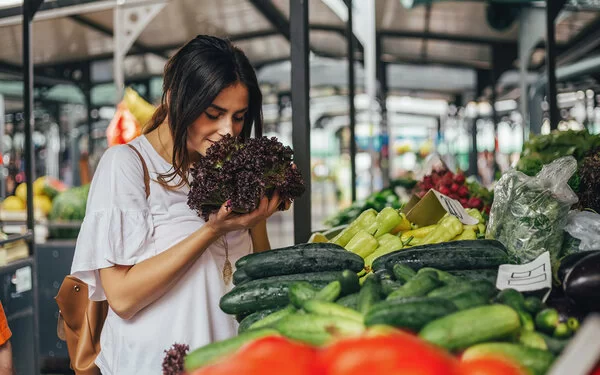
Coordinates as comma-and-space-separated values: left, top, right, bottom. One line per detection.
206, 192, 283, 236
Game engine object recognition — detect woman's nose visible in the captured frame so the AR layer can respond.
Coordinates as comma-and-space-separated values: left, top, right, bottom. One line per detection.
220, 117, 234, 136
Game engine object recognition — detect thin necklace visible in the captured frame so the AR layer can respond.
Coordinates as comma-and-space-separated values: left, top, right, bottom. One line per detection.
222, 235, 232, 285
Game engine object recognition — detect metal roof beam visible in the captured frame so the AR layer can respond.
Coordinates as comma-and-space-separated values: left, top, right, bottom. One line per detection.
380, 30, 517, 47
248, 0, 290, 42
68, 14, 169, 60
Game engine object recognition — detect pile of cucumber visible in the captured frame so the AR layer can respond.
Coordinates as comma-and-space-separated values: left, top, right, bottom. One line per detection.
220, 243, 365, 320
200, 241, 580, 375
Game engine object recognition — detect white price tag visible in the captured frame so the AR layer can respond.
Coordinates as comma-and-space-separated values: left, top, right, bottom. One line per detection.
496, 252, 552, 292
14, 266, 32, 294
431, 190, 479, 225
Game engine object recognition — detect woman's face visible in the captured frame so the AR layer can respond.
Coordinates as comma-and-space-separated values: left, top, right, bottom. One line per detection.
188, 81, 249, 156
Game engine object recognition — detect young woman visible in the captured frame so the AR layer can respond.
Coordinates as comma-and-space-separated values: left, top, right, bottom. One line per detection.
71, 35, 286, 374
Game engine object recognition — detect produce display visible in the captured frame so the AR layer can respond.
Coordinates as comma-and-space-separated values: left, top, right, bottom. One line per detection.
486, 157, 579, 264
0, 176, 66, 217
187, 135, 305, 221
414, 169, 493, 214
48, 184, 90, 239
516, 129, 600, 208
174, 238, 585, 375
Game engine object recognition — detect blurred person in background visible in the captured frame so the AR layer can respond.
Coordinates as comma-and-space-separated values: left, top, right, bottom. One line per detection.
0, 302, 13, 375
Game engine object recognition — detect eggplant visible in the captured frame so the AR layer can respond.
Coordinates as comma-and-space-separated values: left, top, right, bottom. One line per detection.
563, 252, 600, 312
557, 251, 600, 284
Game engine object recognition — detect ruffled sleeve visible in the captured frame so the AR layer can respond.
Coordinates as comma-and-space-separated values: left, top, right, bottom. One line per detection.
71, 144, 157, 301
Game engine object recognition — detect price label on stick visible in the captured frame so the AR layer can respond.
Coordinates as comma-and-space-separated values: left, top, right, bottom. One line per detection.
496, 252, 552, 293
431, 190, 479, 225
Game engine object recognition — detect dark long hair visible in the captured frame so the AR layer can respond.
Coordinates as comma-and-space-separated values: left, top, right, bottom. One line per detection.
144, 35, 263, 188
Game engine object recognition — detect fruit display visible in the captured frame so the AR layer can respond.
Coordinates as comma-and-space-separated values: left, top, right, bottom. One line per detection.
0, 176, 67, 217
48, 184, 90, 239
187, 135, 305, 221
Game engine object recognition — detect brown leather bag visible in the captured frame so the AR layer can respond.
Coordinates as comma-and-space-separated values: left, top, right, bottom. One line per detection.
55, 144, 150, 375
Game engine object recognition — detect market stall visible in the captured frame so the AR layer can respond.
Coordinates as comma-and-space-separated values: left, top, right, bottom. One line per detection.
1, 0, 600, 374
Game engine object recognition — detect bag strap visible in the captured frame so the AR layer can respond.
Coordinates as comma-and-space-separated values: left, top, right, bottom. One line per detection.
127, 144, 150, 199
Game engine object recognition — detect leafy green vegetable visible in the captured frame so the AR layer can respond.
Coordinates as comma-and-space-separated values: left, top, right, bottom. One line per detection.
487, 158, 578, 264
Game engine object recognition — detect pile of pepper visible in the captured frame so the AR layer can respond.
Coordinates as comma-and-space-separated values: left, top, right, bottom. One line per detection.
327, 206, 487, 272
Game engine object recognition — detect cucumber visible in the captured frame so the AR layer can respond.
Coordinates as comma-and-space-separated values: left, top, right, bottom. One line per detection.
447, 269, 499, 284
276, 313, 364, 346
381, 280, 404, 297
535, 308, 560, 334
358, 274, 381, 315
315, 280, 342, 302
303, 300, 364, 323
336, 293, 359, 310
338, 269, 360, 296
248, 305, 296, 330
235, 243, 325, 268
524, 296, 545, 315
232, 268, 252, 286
495, 289, 527, 311
448, 290, 489, 310
387, 272, 441, 300
393, 264, 417, 282
243, 243, 364, 279
289, 282, 318, 308
518, 330, 548, 350
219, 272, 341, 314
365, 297, 458, 332
538, 332, 569, 355
237, 308, 278, 334
428, 281, 496, 299
184, 328, 279, 371
373, 240, 509, 273
462, 343, 555, 375
419, 304, 521, 351
418, 267, 460, 284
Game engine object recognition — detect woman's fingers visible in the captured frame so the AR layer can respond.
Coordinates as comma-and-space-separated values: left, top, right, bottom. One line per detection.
267, 191, 281, 214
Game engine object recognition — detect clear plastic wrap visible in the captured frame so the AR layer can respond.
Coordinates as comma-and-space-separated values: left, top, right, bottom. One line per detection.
563, 210, 600, 252
486, 156, 579, 264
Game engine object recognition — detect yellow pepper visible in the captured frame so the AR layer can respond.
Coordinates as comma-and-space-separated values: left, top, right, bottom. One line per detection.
390, 213, 412, 234
399, 225, 437, 243
366, 207, 403, 238
420, 216, 464, 245
452, 227, 477, 241
364, 235, 404, 272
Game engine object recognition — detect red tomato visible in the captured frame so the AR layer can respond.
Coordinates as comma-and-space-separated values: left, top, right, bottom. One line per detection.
458, 357, 527, 375
191, 336, 321, 375
320, 331, 459, 375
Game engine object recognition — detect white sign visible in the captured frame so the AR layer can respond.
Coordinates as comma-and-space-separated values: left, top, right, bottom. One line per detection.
14, 266, 32, 294
496, 252, 552, 292
432, 190, 479, 225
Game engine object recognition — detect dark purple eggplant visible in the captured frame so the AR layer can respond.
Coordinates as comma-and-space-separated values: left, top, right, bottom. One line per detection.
563, 252, 600, 312
557, 251, 600, 284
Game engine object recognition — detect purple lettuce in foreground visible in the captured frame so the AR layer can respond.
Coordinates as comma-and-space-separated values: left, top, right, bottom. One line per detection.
188, 135, 305, 221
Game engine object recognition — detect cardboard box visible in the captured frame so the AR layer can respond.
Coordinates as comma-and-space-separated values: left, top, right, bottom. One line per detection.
402, 189, 478, 227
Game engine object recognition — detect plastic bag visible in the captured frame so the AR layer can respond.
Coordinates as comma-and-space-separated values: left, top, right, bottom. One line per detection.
563, 210, 600, 252
486, 156, 579, 264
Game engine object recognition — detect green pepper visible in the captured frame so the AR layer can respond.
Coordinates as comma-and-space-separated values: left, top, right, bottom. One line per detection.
366, 207, 403, 238
345, 230, 379, 258
553, 323, 572, 339
331, 209, 377, 247
452, 227, 477, 241
420, 215, 464, 245
524, 297, 545, 315
567, 317, 579, 332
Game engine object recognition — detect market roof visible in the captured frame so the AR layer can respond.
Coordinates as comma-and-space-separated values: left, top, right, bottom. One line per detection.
0, 0, 599, 99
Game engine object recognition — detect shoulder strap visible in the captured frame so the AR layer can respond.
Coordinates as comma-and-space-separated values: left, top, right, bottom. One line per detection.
127, 144, 150, 199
